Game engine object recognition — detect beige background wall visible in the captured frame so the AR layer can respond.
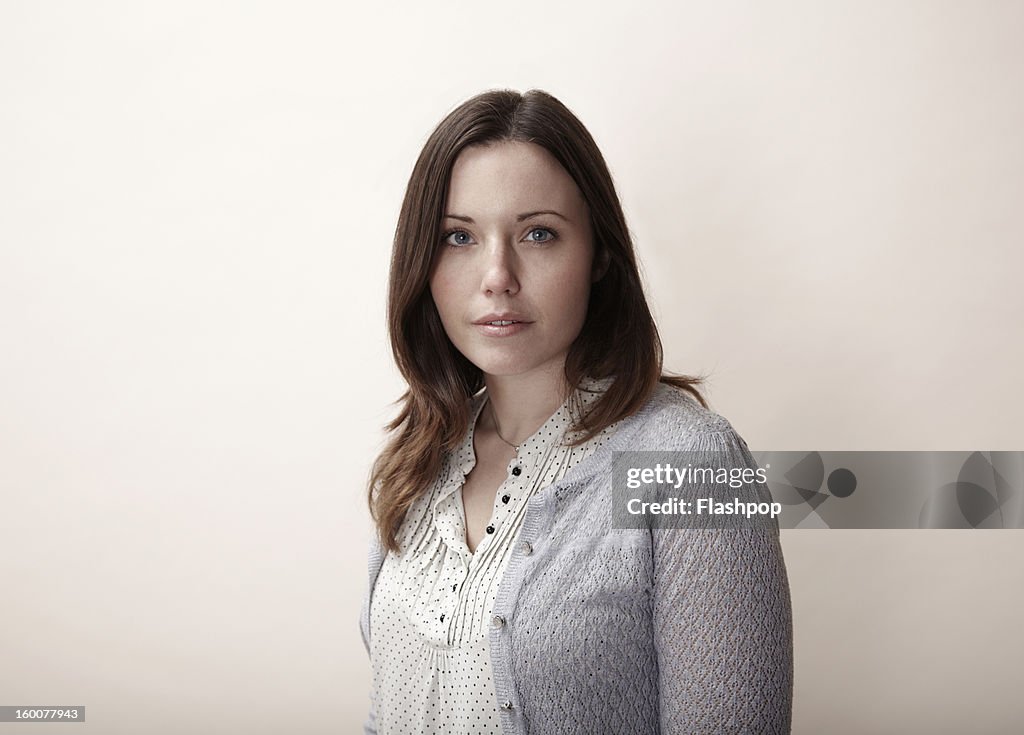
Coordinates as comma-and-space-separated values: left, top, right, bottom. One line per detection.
2, 1, 1022, 733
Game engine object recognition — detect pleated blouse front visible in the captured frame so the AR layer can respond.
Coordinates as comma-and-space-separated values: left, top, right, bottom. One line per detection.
368, 377, 617, 735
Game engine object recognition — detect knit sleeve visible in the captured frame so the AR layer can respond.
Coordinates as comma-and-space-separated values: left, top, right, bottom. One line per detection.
363, 684, 378, 735
651, 423, 794, 733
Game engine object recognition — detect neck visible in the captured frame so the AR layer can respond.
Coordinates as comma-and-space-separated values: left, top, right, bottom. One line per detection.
481, 366, 574, 446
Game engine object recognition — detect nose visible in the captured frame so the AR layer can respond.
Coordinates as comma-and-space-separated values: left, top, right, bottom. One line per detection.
480, 242, 520, 296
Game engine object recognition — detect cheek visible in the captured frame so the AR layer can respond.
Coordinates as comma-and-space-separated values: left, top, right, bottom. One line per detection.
545, 263, 593, 327
428, 265, 458, 320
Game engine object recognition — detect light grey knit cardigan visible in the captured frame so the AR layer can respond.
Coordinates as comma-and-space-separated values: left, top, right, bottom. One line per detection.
359, 382, 794, 734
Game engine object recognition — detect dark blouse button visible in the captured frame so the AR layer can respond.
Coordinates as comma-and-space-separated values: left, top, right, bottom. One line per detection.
486, 525, 495, 534
511, 466, 522, 476
452, 584, 457, 591
440, 613, 445, 622
501, 494, 510, 504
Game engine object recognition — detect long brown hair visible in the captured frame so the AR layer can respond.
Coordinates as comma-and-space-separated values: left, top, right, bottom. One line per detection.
369, 88, 707, 553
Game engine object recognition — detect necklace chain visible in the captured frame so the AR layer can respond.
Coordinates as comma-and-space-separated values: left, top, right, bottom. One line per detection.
489, 400, 520, 451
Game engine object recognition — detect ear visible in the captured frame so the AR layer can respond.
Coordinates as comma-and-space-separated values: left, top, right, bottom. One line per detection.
591, 248, 611, 283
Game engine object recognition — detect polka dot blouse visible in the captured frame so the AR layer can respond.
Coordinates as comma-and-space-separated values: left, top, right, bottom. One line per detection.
369, 377, 618, 734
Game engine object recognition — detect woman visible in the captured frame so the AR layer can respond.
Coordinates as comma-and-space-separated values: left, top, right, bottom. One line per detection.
360, 88, 793, 734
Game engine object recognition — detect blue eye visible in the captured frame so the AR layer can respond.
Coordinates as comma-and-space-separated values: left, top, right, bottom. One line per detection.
442, 229, 473, 247
527, 227, 557, 243
440, 226, 558, 247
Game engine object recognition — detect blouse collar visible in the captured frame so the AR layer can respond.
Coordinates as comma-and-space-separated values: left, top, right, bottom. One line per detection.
444, 375, 615, 486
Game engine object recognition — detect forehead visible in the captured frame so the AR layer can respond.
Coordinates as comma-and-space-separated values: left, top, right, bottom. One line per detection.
445, 141, 584, 213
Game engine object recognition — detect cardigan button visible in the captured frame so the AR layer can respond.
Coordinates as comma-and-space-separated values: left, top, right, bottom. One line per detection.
491, 614, 505, 629
500, 700, 513, 710
518, 541, 533, 555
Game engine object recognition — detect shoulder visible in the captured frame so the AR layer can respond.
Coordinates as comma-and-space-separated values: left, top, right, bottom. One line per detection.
626, 382, 748, 454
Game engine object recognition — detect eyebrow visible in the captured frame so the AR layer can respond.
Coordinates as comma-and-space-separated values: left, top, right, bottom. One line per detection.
442, 210, 570, 224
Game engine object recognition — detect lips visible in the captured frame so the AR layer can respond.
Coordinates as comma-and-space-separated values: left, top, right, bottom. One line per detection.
472, 312, 532, 325
474, 320, 530, 337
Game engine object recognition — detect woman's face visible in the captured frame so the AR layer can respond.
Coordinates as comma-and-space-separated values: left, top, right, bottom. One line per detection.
429, 141, 599, 381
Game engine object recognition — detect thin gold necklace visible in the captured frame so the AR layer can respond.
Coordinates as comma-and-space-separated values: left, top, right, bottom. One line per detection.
489, 400, 520, 451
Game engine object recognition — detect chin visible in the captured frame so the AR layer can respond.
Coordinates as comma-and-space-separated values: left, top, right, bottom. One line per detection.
470, 353, 566, 380
473, 361, 538, 377
456, 339, 568, 379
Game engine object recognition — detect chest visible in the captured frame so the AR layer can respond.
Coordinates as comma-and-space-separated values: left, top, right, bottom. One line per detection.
461, 442, 518, 553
